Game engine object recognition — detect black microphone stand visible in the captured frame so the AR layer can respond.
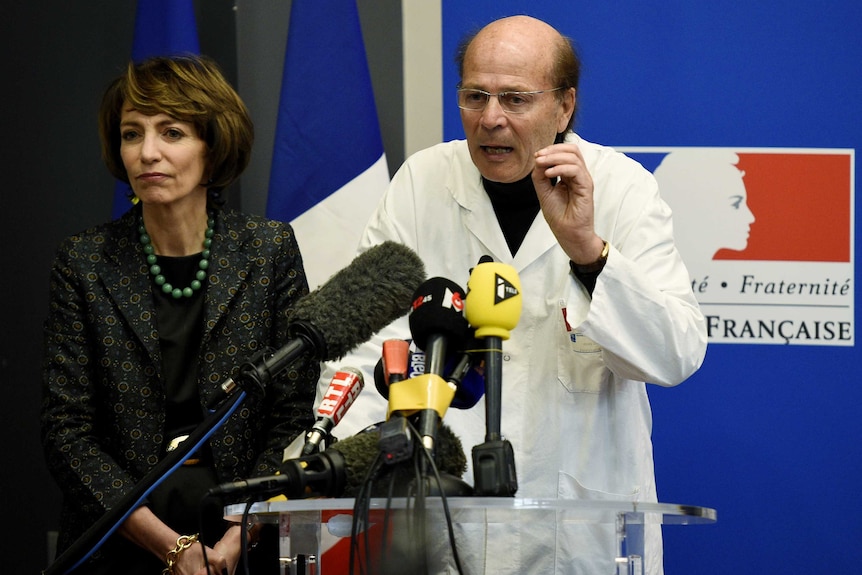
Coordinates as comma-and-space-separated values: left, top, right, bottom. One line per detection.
471, 336, 518, 497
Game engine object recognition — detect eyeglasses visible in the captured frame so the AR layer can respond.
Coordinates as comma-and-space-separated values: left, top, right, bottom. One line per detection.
456, 87, 565, 114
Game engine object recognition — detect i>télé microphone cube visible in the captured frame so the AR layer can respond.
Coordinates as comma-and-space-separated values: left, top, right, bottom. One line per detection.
464, 256, 522, 496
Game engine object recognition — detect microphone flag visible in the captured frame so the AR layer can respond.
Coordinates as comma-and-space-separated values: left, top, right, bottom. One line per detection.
266, 0, 390, 290
110, 0, 200, 220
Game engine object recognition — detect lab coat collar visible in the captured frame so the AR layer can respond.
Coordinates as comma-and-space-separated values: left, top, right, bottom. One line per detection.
446, 142, 559, 271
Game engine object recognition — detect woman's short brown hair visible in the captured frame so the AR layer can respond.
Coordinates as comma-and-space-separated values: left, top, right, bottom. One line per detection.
98, 54, 254, 202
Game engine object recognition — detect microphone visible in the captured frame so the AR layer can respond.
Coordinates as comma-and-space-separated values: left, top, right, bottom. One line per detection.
441, 347, 485, 409
376, 339, 410, 397
208, 423, 468, 500
374, 342, 486, 410
389, 279, 470, 453
207, 241, 426, 409
303, 367, 365, 455
464, 256, 522, 496
408, 278, 469, 376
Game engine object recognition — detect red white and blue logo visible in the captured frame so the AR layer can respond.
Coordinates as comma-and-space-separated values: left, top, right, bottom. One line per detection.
620, 147, 855, 346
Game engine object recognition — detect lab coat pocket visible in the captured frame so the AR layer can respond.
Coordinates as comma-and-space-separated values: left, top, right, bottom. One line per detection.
556, 309, 610, 394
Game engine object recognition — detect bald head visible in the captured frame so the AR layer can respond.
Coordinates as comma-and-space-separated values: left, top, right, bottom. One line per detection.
455, 15, 580, 130
475, 16, 562, 53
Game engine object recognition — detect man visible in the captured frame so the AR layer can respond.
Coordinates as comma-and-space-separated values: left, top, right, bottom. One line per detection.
316, 15, 707, 575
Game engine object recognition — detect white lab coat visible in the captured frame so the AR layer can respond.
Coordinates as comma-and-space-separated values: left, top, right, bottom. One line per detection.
316, 134, 707, 574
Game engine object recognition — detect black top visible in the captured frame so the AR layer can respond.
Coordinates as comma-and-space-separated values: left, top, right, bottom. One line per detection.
483, 174, 541, 256
152, 254, 206, 437
483, 173, 601, 295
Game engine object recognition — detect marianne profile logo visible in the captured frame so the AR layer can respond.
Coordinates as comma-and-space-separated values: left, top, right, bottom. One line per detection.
619, 147, 855, 346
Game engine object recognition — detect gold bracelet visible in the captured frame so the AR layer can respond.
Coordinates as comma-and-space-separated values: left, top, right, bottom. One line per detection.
162, 533, 199, 575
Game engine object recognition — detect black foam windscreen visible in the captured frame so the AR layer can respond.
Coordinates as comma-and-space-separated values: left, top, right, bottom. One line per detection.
328, 426, 384, 496
432, 422, 469, 478
287, 241, 426, 360
334, 422, 468, 497
407, 277, 470, 352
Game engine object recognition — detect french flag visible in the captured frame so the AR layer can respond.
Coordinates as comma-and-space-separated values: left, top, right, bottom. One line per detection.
111, 0, 200, 220
266, 0, 389, 289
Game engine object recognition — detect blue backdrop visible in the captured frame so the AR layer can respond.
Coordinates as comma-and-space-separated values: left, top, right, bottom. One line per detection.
441, 2, 861, 573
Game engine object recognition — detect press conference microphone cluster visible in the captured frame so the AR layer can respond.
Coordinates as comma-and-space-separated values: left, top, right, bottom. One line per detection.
207, 241, 426, 409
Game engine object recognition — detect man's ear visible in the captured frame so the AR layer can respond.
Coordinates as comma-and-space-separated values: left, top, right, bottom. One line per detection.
557, 87, 576, 133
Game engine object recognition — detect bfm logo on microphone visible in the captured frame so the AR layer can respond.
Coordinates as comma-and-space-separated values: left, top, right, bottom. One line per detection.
412, 287, 464, 312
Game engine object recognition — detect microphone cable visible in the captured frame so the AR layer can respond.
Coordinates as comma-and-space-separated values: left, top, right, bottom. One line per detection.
408, 442, 430, 575
347, 417, 464, 575
412, 417, 464, 575
349, 448, 385, 575
239, 500, 255, 575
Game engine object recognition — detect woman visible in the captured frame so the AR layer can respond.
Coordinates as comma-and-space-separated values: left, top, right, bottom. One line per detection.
41, 55, 319, 575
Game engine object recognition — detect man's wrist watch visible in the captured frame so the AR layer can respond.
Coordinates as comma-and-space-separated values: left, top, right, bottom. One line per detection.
571, 240, 609, 274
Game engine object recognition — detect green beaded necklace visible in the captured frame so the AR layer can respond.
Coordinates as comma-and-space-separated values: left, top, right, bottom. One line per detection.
139, 216, 214, 299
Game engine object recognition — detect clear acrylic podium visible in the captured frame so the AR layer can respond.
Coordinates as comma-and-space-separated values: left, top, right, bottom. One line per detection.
226, 497, 716, 574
